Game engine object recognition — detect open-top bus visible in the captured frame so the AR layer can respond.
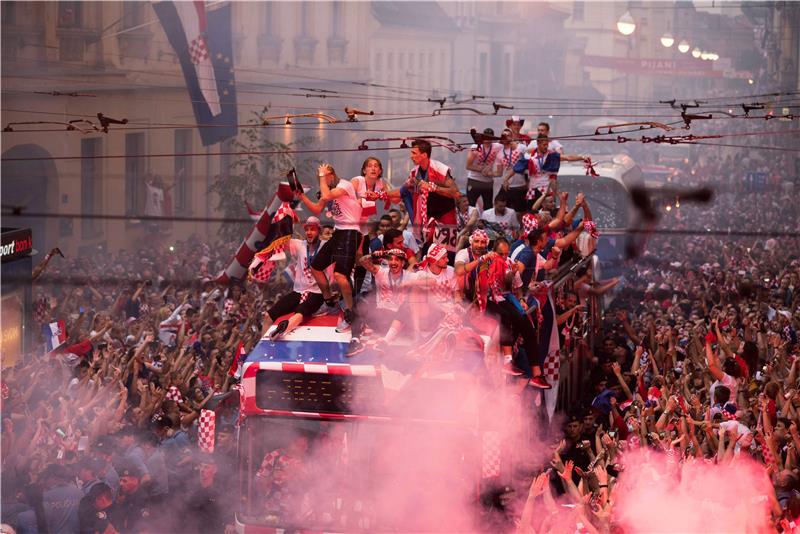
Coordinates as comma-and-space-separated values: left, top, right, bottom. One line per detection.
235, 313, 508, 533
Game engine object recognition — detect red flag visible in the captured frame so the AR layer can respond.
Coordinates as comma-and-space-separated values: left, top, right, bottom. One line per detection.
228, 341, 247, 377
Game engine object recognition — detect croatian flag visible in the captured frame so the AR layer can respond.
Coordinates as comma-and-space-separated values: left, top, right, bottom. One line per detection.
153, 1, 238, 146
43, 321, 67, 352
228, 341, 247, 378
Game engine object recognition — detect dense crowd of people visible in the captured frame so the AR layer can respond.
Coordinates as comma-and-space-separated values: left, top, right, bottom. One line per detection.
1, 115, 798, 533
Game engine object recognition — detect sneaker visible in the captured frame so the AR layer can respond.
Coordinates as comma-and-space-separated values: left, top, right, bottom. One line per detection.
502, 361, 524, 376
336, 309, 354, 333
346, 338, 365, 357
269, 320, 289, 340
529, 375, 552, 389
325, 294, 341, 308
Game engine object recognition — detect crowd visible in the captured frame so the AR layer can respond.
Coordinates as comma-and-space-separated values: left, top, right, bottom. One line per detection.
1, 113, 798, 533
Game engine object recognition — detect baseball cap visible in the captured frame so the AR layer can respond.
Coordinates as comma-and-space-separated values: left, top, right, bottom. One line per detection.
304, 216, 321, 228
482, 127, 495, 137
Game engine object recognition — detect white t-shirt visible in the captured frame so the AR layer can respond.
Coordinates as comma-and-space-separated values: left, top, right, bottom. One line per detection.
145, 183, 164, 217
327, 179, 362, 231
710, 372, 738, 405
454, 247, 474, 267
374, 266, 415, 312
466, 143, 502, 184
456, 206, 478, 233
481, 207, 519, 235
288, 238, 332, 294
549, 140, 564, 153
497, 145, 527, 188
350, 175, 387, 225
414, 265, 457, 309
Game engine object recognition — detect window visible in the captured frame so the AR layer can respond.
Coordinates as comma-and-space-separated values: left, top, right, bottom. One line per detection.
81, 138, 102, 238
399, 52, 405, 73
300, 2, 311, 36
174, 129, 193, 214
124, 133, 145, 216
264, 2, 277, 35
418, 52, 424, 71
122, 1, 144, 29
479, 52, 488, 94
58, 1, 81, 28
3, 2, 16, 26
573, 1, 585, 21
374, 52, 382, 72
331, 1, 342, 37
387, 52, 394, 71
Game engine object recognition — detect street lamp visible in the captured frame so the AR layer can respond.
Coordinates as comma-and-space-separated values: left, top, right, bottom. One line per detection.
660, 33, 674, 48
617, 11, 636, 36
677, 40, 690, 53
691, 47, 702, 58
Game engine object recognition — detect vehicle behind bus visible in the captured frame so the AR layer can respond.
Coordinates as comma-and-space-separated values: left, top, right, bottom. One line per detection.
558, 154, 641, 278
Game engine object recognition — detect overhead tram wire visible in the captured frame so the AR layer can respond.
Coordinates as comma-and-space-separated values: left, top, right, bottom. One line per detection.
2, 127, 798, 163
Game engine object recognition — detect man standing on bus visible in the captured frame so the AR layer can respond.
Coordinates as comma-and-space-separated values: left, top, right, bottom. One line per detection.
298, 164, 362, 333
524, 134, 586, 207
375, 140, 460, 256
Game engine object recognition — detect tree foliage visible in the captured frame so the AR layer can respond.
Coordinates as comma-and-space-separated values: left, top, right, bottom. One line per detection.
210, 107, 319, 241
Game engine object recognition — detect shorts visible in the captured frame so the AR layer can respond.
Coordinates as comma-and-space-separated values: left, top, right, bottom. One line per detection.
506, 186, 528, 213
267, 291, 325, 321
368, 301, 413, 333
311, 229, 362, 276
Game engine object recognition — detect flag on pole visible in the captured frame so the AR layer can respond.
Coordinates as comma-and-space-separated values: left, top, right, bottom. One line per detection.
245, 201, 262, 222
153, 1, 238, 146
198, 409, 216, 452
43, 321, 67, 352
228, 341, 247, 378
217, 201, 297, 284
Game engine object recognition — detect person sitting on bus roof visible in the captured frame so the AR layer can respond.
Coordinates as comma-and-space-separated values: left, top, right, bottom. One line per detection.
348, 249, 416, 356
263, 217, 333, 341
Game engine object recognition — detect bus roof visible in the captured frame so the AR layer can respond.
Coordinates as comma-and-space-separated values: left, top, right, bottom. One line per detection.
240, 314, 485, 423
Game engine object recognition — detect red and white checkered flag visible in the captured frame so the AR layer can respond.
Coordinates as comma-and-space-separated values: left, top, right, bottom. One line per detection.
481, 431, 501, 478
198, 409, 216, 453
189, 36, 209, 63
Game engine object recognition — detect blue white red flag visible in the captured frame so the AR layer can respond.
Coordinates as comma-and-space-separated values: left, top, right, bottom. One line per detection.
43, 320, 67, 352
153, 1, 238, 145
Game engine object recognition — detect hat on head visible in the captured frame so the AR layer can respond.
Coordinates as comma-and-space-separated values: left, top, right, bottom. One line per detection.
482, 127, 495, 137
505, 115, 524, 127
116, 459, 143, 479
304, 216, 321, 228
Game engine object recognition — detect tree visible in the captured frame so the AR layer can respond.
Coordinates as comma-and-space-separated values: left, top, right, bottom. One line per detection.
210, 107, 319, 241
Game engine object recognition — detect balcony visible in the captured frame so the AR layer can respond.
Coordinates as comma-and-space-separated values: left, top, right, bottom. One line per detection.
118, 28, 152, 64
293, 35, 318, 65
257, 34, 283, 64
57, 26, 100, 62
327, 36, 348, 64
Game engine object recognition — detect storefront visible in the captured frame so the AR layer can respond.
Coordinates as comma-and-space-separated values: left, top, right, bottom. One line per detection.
1, 227, 33, 367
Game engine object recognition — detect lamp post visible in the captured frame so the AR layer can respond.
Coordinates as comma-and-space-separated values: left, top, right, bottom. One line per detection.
617, 11, 636, 36
677, 40, 690, 53
660, 33, 674, 48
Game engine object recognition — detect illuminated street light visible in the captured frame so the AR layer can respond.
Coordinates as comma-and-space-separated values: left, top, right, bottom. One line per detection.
700, 51, 710, 60
660, 33, 675, 48
677, 40, 690, 53
617, 11, 636, 36
709, 53, 719, 61
692, 48, 701, 58
748, 78, 754, 85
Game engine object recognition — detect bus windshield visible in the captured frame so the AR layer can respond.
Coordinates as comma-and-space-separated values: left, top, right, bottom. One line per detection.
237, 416, 479, 532
558, 175, 630, 230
